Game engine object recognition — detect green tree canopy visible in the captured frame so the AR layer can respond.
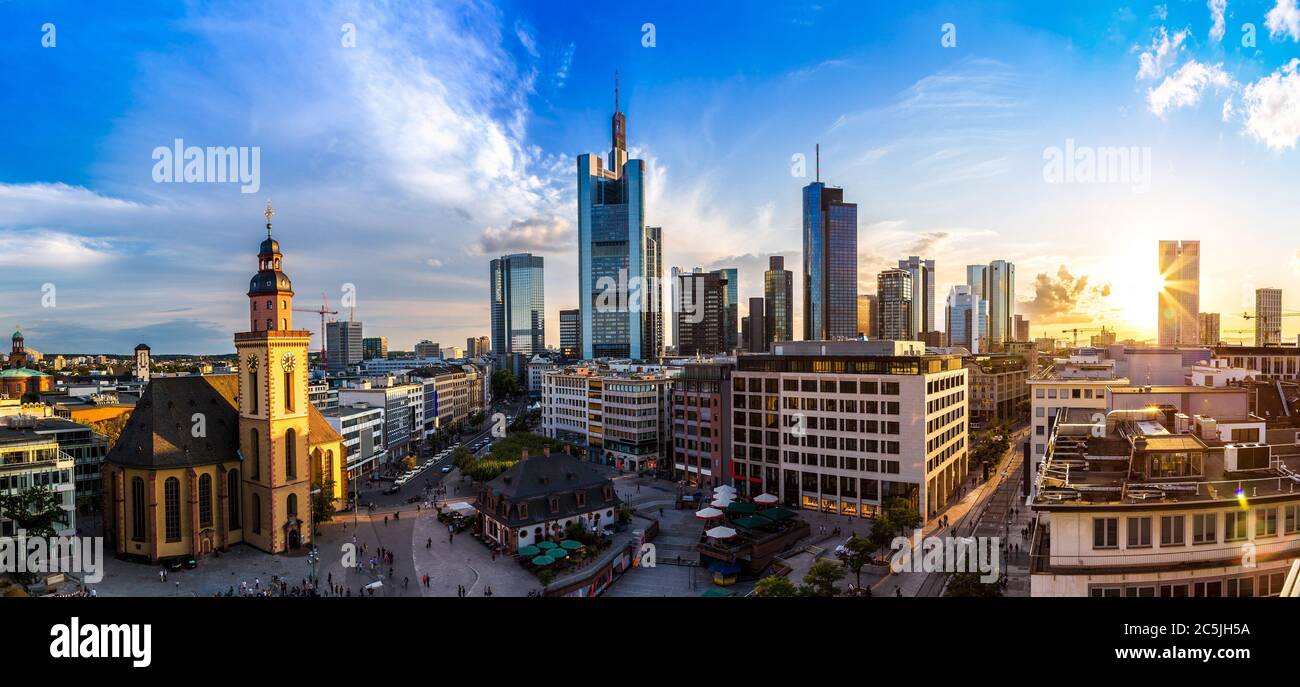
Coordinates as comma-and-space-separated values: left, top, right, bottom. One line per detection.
799, 560, 845, 597
753, 575, 798, 597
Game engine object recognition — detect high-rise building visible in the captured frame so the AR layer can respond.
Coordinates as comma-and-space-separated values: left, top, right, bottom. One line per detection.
1255, 288, 1283, 346
1157, 240, 1200, 346
876, 269, 914, 340
363, 336, 388, 360
966, 264, 986, 297
559, 309, 581, 359
946, 285, 987, 353
984, 260, 1016, 344
745, 297, 768, 352
1198, 312, 1221, 346
578, 78, 662, 360
673, 267, 728, 356
764, 255, 794, 345
1014, 314, 1030, 342
898, 256, 936, 337
326, 320, 363, 373
857, 294, 877, 338
490, 252, 545, 356
802, 154, 858, 341
541, 366, 674, 472
671, 361, 733, 489
719, 267, 739, 352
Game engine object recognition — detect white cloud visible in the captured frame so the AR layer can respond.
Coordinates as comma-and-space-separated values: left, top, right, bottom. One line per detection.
1241, 59, 1300, 149
1153, 4, 1169, 21
1137, 27, 1189, 80
1223, 96, 1236, 121
1146, 60, 1234, 116
0, 229, 116, 267
475, 215, 573, 254
0, 183, 145, 225
1209, 0, 1227, 42
514, 20, 539, 57
1266, 0, 1300, 41
425, 258, 444, 269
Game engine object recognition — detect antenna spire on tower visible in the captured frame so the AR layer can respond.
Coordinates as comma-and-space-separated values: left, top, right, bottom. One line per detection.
615, 69, 620, 113
816, 143, 820, 183
264, 199, 275, 237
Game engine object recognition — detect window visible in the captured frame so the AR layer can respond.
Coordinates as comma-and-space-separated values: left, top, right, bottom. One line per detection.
248, 370, 259, 414
1285, 505, 1300, 534
228, 469, 241, 529
250, 429, 261, 480
1126, 517, 1152, 548
1225, 511, 1248, 542
1093, 517, 1118, 549
163, 477, 181, 541
1192, 513, 1216, 544
252, 493, 262, 534
284, 371, 294, 411
198, 474, 212, 527
1255, 507, 1278, 537
285, 428, 297, 480
287, 493, 298, 516
130, 477, 146, 541
1159, 515, 1184, 546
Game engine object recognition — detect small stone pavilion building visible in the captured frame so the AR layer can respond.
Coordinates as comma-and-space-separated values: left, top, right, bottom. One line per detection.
475, 448, 622, 552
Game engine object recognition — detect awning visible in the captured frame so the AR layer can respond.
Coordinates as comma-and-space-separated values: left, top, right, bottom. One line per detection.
725, 502, 757, 516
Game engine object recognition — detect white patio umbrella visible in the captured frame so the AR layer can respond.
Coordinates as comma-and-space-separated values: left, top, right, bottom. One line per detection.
713, 486, 737, 496
754, 493, 779, 505
711, 499, 734, 509
694, 507, 725, 519
705, 526, 738, 539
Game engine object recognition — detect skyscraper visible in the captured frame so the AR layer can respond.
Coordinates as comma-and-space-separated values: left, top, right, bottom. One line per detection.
802, 150, 858, 340
764, 255, 794, 345
559, 309, 581, 359
745, 297, 768, 352
966, 264, 986, 297
1197, 312, 1220, 346
1255, 288, 1283, 346
673, 267, 728, 356
719, 267, 739, 352
984, 260, 1016, 344
898, 256, 936, 337
946, 285, 987, 353
490, 253, 545, 356
1014, 314, 1030, 342
363, 336, 388, 360
857, 294, 877, 338
877, 268, 913, 340
326, 320, 363, 373
1157, 240, 1200, 346
578, 77, 662, 360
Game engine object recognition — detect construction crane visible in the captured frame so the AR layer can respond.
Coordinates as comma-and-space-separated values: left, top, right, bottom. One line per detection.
1240, 311, 1300, 344
1060, 326, 1109, 347
293, 292, 338, 369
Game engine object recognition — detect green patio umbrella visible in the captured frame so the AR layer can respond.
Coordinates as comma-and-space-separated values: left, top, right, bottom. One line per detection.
518, 545, 542, 557
731, 515, 771, 530
537, 541, 558, 550
549, 547, 569, 558
725, 502, 757, 516
531, 555, 556, 566
560, 540, 584, 551
758, 507, 795, 523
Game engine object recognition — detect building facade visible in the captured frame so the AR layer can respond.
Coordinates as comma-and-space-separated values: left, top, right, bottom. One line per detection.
1198, 313, 1221, 346
764, 256, 794, 345
559, 309, 581, 359
898, 256, 936, 338
857, 294, 878, 340
876, 268, 913, 341
1158, 240, 1200, 346
945, 284, 987, 353
802, 178, 858, 341
541, 366, 674, 473
731, 340, 968, 524
671, 362, 734, 489
363, 336, 388, 360
326, 320, 364, 373
490, 252, 546, 356
984, 260, 1016, 344
965, 354, 1029, 425
0, 424, 76, 537
1255, 288, 1283, 346
673, 267, 728, 356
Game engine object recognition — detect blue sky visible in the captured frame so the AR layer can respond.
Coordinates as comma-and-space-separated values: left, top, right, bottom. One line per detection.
3, 0, 1300, 354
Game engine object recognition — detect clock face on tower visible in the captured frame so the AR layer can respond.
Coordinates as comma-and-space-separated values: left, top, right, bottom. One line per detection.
281, 352, 295, 372
245, 354, 259, 371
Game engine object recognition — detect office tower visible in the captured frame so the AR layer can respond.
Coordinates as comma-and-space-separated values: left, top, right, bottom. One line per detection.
473, 336, 491, 358
877, 269, 914, 340
898, 256, 936, 337
464, 336, 487, 358
1157, 240, 1200, 346
414, 340, 441, 358
673, 268, 728, 356
1256, 288, 1283, 346
1198, 312, 1221, 346
718, 267, 739, 352
326, 320, 363, 373
946, 285, 987, 353
745, 297, 768, 352
984, 260, 1016, 344
1014, 314, 1030, 342
363, 336, 388, 360
559, 309, 581, 358
802, 149, 858, 340
966, 265, 986, 297
857, 295, 876, 338
578, 78, 662, 360
490, 252, 545, 356
764, 255, 794, 345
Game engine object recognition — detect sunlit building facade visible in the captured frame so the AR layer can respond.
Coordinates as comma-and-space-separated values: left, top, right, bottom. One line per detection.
1158, 240, 1200, 346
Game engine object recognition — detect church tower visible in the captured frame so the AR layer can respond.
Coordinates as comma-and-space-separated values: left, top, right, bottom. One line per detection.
235, 202, 313, 553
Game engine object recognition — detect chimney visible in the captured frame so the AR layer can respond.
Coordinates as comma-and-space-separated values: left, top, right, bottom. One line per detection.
543, 447, 550, 457
521, 449, 529, 461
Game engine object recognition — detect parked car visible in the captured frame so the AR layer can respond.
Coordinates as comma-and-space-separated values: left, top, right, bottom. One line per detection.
440, 466, 452, 473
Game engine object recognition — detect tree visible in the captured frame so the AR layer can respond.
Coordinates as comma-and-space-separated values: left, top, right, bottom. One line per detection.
753, 575, 798, 597
799, 560, 845, 597
91, 412, 132, 449
837, 535, 873, 589
491, 370, 520, 399
0, 485, 66, 539
881, 498, 921, 540
311, 480, 337, 526
944, 571, 1003, 597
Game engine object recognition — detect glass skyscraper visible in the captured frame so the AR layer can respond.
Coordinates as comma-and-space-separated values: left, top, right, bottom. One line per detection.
764, 255, 794, 344
490, 253, 545, 356
578, 80, 662, 360
802, 179, 858, 341
1158, 240, 1200, 346
945, 284, 987, 353
984, 260, 1016, 344
898, 256, 936, 336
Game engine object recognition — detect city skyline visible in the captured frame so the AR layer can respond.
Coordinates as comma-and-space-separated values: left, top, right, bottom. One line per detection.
5, 0, 1300, 353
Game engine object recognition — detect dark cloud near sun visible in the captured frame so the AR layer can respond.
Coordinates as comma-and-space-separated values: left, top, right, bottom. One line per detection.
475, 216, 574, 255
1017, 265, 1111, 324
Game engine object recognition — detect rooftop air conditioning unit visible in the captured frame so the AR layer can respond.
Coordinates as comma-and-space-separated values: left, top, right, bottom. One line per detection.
1225, 443, 1271, 472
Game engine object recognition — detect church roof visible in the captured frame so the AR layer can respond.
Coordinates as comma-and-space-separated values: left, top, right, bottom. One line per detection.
107, 373, 338, 470
0, 367, 47, 378
477, 452, 621, 527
